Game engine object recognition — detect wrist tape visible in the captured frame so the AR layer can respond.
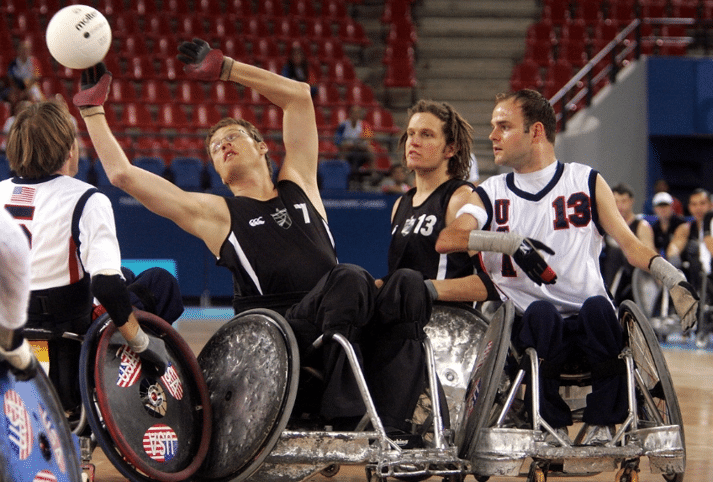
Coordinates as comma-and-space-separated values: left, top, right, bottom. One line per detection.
468, 230, 524, 256
79, 105, 105, 118
220, 57, 235, 81
127, 327, 149, 354
649, 255, 686, 290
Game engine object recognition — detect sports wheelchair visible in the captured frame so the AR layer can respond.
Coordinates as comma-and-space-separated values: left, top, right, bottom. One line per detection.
18, 310, 213, 482
191, 298, 682, 482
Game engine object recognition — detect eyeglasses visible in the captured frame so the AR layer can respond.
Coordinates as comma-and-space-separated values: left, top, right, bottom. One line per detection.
210, 129, 250, 154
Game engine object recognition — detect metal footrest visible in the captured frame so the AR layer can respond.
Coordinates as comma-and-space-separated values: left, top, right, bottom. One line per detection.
369, 446, 470, 480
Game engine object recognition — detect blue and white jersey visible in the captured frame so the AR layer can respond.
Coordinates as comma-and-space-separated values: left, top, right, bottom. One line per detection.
476, 162, 611, 317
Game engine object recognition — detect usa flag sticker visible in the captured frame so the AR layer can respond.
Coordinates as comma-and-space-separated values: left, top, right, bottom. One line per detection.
32, 470, 57, 482
142, 424, 178, 463
161, 363, 183, 400
4, 389, 33, 460
39, 404, 66, 473
116, 344, 142, 388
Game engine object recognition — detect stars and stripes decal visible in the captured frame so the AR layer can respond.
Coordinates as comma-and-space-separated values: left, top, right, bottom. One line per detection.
142, 424, 178, 462
4, 389, 33, 460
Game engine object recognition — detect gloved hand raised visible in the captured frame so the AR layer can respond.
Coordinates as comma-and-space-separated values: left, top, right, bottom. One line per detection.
73, 62, 112, 110
177, 38, 233, 81
512, 238, 558, 286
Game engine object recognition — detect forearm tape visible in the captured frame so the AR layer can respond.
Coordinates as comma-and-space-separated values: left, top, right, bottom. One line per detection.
468, 230, 524, 256
91, 274, 133, 328
649, 255, 686, 290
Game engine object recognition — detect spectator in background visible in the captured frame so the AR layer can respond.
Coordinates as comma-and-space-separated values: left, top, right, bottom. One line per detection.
335, 105, 375, 186
380, 163, 412, 194
601, 183, 655, 304
644, 179, 684, 216
281, 42, 316, 97
6, 38, 44, 104
652, 191, 686, 256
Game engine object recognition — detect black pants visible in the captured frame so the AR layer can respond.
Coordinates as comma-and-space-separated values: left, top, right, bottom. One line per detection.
512, 296, 627, 428
285, 264, 432, 431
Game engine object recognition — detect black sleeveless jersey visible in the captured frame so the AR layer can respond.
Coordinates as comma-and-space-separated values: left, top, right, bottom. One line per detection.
217, 180, 337, 298
388, 178, 475, 279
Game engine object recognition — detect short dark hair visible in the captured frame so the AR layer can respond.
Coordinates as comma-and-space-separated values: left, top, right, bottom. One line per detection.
495, 89, 557, 144
611, 183, 635, 198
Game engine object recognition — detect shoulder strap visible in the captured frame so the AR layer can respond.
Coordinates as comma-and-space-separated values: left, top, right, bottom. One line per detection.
71, 188, 100, 255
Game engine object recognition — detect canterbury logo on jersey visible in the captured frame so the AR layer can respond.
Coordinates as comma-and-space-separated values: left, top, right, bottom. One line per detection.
271, 208, 293, 229
249, 217, 265, 227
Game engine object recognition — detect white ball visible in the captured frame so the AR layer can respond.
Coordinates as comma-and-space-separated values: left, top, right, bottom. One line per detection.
46, 5, 112, 70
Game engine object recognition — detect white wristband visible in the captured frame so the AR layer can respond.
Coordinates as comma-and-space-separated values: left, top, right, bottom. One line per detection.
467, 230, 524, 256
455, 203, 488, 230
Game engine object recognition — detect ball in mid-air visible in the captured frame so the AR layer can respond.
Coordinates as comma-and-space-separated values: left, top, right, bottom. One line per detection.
46, 5, 112, 70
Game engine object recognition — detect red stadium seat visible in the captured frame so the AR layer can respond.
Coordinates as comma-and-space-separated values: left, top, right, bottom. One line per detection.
573, 0, 604, 25
156, 103, 190, 130
251, 38, 281, 61
124, 56, 157, 80
120, 103, 155, 130
543, 59, 574, 98
140, 79, 172, 103
305, 18, 334, 42
542, 0, 571, 25
10, 12, 41, 36
176, 81, 206, 104
288, 0, 317, 19
210, 18, 240, 41
337, 18, 371, 46
122, 36, 149, 57
319, 139, 340, 158
365, 106, 400, 134
261, 105, 283, 132
32, 0, 61, 14
145, 14, 174, 38
387, 18, 418, 44
383, 39, 416, 64
228, 104, 259, 127
113, 13, 141, 37
175, 15, 205, 39
525, 41, 555, 68
560, 19, 589, 45
224, 0, 253, 17
39, 77, 66, 99
670, 0, 698, 18
316, 39, 346, 62
192, 104, 223, 128
256, 0, 285, 17
314, 108, 330, 131
129, 0, 159, 15
510, 59, 543, 92
164, 0, 191, 14
558, 39, 589, 68
244, 87, 269, 105
345, 81, 378, 107
208, 82, 242, 105
221, 38, 250, 61
155, 57, 182, 81
195, 0, 223, 16
326, 60, 357, 84
384, 61, 417, 88
323, 0, 349, 20
330, 105, 350, 129
274, 17, 302, 43
527, 20, 556, 46
313, 83, 343, 107
153, 35, 174, 58
381, 0, 412, 24
108, 79, 138, 104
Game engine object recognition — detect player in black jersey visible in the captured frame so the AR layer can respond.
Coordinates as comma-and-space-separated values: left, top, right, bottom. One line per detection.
76, 39, 433, 438
385, 100, 496, 305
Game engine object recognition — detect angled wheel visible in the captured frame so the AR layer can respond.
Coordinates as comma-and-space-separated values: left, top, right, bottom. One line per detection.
79, 311, 211, 482
454, 301, 514, 462
195, 308, 300, 482
1, 360, 83, 481
618, 301, 684, 482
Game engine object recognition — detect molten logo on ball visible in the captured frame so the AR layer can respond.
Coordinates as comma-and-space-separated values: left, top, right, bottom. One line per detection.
46, 5, 112, 70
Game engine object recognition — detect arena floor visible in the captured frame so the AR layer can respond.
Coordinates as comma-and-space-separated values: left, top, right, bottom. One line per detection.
88, 307, 713, 482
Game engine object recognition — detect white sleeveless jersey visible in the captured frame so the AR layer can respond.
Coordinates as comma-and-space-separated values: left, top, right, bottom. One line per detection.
0, 175, 122, 291
477, 162, 610, 317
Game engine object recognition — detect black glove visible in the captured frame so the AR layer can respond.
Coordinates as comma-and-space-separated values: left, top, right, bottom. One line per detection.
138, 335, 169, 377
512, 238, 557, 285
177, 38, 229, 81
10, 355, 39, 382
73, 62, 112, 108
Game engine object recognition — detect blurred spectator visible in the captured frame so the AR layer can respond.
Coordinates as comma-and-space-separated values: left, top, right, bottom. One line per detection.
334, 105, 375, 185
601, 183, 654, 304
380, 164, 412, 194
6, 38, 44, 104
667, 188, 713, 284
2, 99, 33, 152
281, 42, 317, 96
644, 179, 684, 216
652, 191, 686, 256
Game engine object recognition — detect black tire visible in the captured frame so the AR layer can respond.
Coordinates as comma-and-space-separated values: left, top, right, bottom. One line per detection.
619, 301, 685, 482
79, 311, 212, 482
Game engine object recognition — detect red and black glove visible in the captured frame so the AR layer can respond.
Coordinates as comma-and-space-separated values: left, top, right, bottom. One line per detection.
177, 38, 233, 81
512, 238, 558, 285
73, 62, 112, 110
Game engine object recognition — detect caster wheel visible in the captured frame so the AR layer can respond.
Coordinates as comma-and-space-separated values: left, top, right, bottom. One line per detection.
320, 464, 340, 477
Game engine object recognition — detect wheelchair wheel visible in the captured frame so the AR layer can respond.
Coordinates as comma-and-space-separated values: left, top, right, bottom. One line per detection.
79, 311, 212, 482
1, 361, 84, 482
195, 308, 300, 482
618, 301, 685, 482
454, 301, 514, 462
424, 303, 490, 429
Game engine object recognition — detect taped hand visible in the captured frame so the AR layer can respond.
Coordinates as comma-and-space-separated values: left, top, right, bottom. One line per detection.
137, 335, 169, 377
512, 238, 558, 285
670, 280, 699, 332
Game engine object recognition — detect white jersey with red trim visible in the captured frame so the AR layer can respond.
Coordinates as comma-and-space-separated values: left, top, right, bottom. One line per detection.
476, 162, 610, 317
0, 206, 30, 329
0, 175, 122, 291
